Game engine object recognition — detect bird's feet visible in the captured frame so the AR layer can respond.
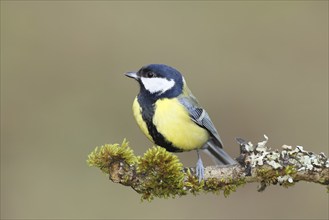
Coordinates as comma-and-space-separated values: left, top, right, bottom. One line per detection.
195, 157, 205, 182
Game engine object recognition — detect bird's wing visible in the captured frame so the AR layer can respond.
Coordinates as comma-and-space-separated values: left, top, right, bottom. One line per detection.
178, 94, 224, 148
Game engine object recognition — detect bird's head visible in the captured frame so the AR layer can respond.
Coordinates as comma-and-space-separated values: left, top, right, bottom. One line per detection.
125, 64, 184, 98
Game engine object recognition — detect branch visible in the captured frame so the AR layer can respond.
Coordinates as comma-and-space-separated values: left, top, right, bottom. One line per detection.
86, 136, 329, 201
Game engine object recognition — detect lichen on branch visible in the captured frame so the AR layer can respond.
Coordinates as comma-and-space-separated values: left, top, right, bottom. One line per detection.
87, 137, 329, 201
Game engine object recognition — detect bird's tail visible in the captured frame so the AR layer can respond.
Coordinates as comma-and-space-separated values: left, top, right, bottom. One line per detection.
204, 140, 236, 165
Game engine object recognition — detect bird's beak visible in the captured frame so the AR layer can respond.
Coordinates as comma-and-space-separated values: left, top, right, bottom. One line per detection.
124, 72, 139, 80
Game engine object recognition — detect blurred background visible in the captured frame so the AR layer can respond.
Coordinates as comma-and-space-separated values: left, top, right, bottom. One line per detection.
1, 1, 328, 219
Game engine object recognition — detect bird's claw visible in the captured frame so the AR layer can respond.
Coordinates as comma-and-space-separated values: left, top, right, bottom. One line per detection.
195, 157, 205, 182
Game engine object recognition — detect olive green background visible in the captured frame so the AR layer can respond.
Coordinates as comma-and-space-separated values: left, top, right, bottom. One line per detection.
1, 1, 328, 219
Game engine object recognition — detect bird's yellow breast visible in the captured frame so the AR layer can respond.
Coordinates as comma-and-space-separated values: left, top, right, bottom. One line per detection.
132, 97, 153, 142
153, 98, 209, 151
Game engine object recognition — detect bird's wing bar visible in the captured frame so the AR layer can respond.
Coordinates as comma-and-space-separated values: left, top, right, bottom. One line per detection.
178, 97, 224, 148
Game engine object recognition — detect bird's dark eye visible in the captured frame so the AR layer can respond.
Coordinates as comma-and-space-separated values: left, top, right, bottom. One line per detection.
146, 72, 156, 78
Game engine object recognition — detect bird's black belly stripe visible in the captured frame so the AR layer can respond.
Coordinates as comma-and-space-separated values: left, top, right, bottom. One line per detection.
137, 94, 182, 153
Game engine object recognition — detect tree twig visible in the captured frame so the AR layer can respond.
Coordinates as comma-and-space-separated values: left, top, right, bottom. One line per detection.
87, 136, 329, 201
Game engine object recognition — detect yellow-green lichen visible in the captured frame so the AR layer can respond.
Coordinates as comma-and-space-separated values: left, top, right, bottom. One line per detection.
279, 165, 296, 188
87, 139, 137, 174
284, 165, 297, 176
137, 146, 186, 201
256, 165, 298, 189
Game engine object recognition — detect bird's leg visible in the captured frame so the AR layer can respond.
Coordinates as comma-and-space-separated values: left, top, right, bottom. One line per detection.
195, 149, 205, 182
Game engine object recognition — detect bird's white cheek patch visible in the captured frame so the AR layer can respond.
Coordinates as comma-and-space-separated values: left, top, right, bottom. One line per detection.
141, 77, 175, 94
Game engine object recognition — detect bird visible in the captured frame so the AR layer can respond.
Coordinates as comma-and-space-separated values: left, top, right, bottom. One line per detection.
125, 64, 236, 181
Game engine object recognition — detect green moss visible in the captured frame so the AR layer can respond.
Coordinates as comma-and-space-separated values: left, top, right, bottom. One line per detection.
137, 146, 186, 201
223, 184, 237, 197
319, 177, 329, 186
184, 168, 204, 195
204, 176, 246, 197
204, 178, 222, 194
257, 167, 279, 185
281, 180, 295, 188
87, 139, 137, 174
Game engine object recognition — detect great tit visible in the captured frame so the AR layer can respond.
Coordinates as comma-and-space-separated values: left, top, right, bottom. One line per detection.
125, 64, 236, 181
